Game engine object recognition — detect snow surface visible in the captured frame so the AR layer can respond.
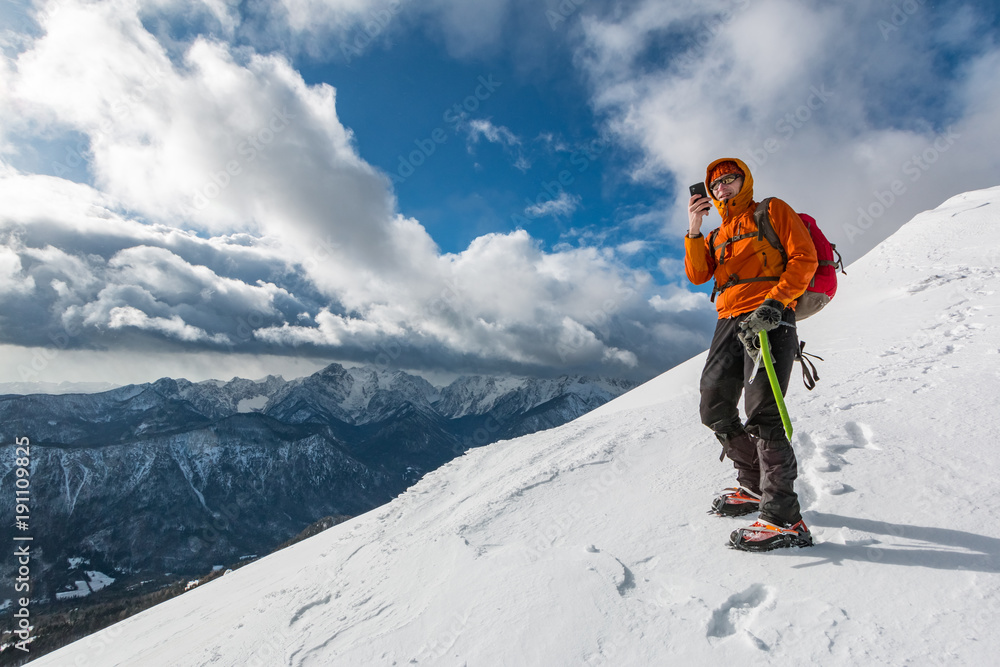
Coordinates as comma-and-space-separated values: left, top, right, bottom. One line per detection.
34, 188, 1000, 666
236, 395, 269, 413
53, 571, 115, 601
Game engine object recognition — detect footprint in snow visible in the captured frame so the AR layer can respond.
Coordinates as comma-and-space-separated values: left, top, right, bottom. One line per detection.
844, 421, 875, 449
798, 423, 873, 506
706, 583, 773, 649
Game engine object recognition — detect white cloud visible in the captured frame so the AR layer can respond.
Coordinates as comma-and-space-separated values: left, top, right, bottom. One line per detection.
524, 191, 580, 219
107, 306, 231, 344
2, 0, 991, 386
649, 288, 703, 314
0, 245, 35, 295
577, 0, 1000, 263
2, 153, 699, 377
229, 0, 517, 63
0, 0, 714, 381
466, 119, 521, 147
616, 240, 646, 256
464, 119, 531, 172
6, 1, 430, 305
104, 246, 283, 313
277, 0, 403, 39
256, 307, 406, 348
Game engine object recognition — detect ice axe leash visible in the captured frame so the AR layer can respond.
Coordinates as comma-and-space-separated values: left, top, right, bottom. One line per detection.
759, 330, 793, 440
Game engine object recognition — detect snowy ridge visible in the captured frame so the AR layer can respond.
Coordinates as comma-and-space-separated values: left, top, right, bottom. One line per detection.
0, 367, 635, 601
0, 365, 631, 441
434, 375, 635, 420
0, 381, 121, 395
33, 187, 1000, 665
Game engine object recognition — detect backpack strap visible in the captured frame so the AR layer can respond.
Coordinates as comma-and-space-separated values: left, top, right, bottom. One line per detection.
757, 198, 841, 288
821, 244, 847, 274
710, 198, 786, 301
795, 340, 823, 390
710, 274, 779, 303
753, 197, 788, 265
708, 228, 719, 262
712, 232, 759, 265
707, 228, 721, 302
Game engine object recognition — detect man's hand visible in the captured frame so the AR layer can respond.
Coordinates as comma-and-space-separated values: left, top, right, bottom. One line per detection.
739, 299, 784, 336
737, 327, 761, 360
736, 299, 783, 360
687, 194, 711, 236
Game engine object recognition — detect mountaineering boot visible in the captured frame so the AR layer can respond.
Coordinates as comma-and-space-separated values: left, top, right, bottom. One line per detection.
709, 487, 761, 517
729, 518, 813, 552
714, 431, 761, 492
756, 438, 801, 526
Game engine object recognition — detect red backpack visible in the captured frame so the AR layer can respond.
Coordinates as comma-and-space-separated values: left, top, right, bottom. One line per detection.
753, 198, 845, 320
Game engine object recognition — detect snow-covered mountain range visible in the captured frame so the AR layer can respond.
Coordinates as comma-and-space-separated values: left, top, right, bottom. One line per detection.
0, 367, 635, 606
17, 186, 1000, 665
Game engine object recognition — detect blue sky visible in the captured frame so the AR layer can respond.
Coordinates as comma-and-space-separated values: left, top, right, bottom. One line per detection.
1, 0, 998, 387
310, 22, 666, 261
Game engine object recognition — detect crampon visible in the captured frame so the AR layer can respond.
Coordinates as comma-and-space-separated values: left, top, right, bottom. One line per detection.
729, 518, 813, 552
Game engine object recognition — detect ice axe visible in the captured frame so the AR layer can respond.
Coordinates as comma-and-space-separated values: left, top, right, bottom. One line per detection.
758, 329, 793, 440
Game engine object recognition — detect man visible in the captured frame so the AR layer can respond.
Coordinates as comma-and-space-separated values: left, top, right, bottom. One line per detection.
685, 158, 818, 551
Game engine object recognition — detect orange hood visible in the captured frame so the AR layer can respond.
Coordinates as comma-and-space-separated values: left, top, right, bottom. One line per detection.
705, 157, 755, 222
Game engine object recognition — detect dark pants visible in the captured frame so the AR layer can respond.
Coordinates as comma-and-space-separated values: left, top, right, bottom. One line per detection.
699, 309, 802, 525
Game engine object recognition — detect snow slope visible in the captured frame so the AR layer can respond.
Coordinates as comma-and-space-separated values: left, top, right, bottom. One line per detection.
34, 187, 1000, 666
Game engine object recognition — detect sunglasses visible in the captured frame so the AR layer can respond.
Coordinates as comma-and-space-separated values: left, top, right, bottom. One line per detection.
711, 173, 742, 189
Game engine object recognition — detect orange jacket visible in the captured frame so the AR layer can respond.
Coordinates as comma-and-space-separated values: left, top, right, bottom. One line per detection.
685, 158, 818, 318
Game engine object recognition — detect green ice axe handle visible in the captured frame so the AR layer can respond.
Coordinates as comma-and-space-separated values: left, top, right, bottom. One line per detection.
759, 330, 793, 440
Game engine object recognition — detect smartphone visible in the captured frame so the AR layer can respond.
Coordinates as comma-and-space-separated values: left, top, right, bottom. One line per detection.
689, 182, 708, 199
